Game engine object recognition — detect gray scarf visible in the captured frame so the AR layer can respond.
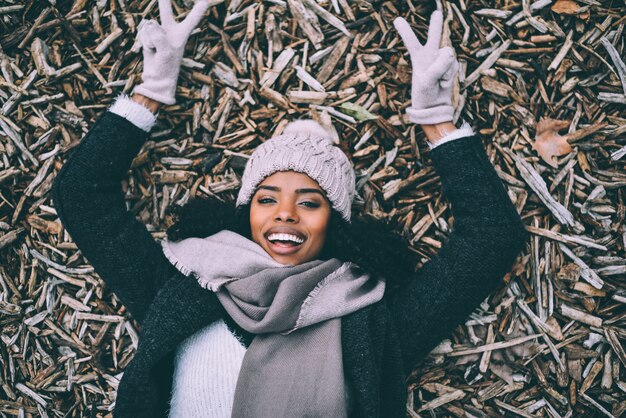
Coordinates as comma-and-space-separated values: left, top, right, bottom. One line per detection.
161, 229, 386, 417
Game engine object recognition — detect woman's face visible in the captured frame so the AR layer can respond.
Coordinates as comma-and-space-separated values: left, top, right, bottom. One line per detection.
250, 170, 332, 266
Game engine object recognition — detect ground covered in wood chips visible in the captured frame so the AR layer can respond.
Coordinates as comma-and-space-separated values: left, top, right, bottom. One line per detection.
1, 0, 626, 416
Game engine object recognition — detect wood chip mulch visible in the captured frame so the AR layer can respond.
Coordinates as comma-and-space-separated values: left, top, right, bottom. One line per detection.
0, 0, 625, 416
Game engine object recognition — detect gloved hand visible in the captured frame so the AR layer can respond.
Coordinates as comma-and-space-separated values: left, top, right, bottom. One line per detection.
133, 0, 210, 105
393, 11, 459, 125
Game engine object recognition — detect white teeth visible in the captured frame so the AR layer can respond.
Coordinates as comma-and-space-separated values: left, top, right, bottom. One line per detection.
267, 233, 304, 244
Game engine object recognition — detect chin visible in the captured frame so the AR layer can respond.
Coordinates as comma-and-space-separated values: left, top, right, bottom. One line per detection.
268, 254, 295, 266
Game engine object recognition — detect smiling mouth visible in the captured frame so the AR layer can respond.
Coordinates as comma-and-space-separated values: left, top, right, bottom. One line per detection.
265, 236, 305, 255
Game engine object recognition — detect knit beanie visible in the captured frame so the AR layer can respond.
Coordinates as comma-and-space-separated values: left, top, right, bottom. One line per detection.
236, 119, 356, 222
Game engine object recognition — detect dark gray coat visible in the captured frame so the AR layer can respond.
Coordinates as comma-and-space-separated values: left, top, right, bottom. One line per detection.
52, 112, 528, 417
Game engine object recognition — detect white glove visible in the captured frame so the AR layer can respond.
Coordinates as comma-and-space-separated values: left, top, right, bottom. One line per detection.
133, 0, 210, 105
393, 11, 459, 125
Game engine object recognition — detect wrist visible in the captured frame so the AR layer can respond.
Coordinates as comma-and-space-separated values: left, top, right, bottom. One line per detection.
109, 94, 158, 132
131, 93, 162, 113
406, 105, 455, 127
421, 121, 457, 143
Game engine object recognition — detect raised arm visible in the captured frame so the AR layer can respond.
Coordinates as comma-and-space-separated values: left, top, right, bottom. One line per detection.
388, 11, 528, 373
387, 134, 528, 374
53, 0, 211, 324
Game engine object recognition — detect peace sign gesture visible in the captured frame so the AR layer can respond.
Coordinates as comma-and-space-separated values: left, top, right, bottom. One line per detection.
155, 0, 210, 47
393, 11, 459, 125
133, 0, 212, 105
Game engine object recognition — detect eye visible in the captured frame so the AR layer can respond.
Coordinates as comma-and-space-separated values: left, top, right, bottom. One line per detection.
257, 198, 319, 208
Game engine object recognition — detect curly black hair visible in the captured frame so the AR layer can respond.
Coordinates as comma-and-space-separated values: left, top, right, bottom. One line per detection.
165, 197, 419, 290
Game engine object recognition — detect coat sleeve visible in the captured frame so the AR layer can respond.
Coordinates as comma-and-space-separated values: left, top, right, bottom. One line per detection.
386, 134, 529, 375
52, 111, 177, 324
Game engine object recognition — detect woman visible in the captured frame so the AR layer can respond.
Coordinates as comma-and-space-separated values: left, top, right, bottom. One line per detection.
52, 1, 528, 417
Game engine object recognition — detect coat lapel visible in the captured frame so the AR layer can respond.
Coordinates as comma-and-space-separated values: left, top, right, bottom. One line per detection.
342, 305, 384, 417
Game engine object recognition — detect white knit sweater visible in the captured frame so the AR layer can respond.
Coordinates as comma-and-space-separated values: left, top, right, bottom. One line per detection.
169, 319, 247, 417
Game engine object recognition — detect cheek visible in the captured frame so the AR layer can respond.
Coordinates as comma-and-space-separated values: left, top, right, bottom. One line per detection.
306, 213, 331, 242
249, 205, 266, 238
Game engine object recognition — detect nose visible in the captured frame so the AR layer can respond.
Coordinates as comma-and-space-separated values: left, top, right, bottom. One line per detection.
274, 199, 298, 223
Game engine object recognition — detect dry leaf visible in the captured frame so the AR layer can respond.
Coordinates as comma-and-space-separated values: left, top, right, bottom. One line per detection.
532, 118, 574, 168
551, 0, 590, 19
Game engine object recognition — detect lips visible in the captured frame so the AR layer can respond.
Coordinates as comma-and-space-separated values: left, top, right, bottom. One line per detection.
264, 226, 307, 255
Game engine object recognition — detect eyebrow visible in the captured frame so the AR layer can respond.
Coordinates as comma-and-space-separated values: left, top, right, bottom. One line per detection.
254, 185, 326, 198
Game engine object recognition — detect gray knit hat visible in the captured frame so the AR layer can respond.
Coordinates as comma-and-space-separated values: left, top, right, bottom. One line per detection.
236, 119, 356, 222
